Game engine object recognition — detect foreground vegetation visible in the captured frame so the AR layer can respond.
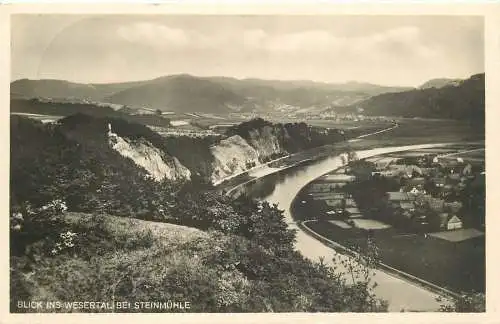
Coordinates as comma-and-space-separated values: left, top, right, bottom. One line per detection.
10, 115, 387, 313
10, 195, 388, 313
10, 113, 484, 312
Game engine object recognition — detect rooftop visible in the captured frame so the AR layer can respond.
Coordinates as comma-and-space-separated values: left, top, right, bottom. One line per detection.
408, 177, 426, 185
429, 228, 484, 242
345, 207, 361, 214
311, 192, 346, 200
387, 192, 412, 201
400, 201, 416, 210
320, 174, 356, 182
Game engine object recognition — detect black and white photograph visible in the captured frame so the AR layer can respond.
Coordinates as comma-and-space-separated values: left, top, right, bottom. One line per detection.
7, 11, 487, 315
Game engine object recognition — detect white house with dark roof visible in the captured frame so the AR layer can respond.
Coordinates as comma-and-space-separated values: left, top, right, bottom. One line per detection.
438, 213, 463, 231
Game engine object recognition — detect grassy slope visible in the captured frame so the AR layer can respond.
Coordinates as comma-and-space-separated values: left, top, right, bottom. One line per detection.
12, 212, 215, 312
63, 212, 203, 241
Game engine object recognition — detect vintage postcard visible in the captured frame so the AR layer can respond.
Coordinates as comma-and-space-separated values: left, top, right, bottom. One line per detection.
1, 2, 499, 324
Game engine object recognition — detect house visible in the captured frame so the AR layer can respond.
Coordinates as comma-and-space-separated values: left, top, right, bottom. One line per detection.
420, 167, 438, 177
308, 183, 329, 193
443, 183, 454, 190
386, 192, 413, 202
415, 155, 435, 167
345, 207, 362, 217
408, 177, 426, 187
312, 181, 347, 190
404, 165, 423, 178
325, 199, 344, 207
431, 177, 446, 188
437, 158, 461, 168
320, 174, 356, 182
441, 184, 455, 196
437, 159, 464, 174
386, 191, 414, 209
372, 170, 397, 177
388, 164, 408, 172
408, 186, 426, 196
438, 213, 463, 231
427, 197, 445, 212
326, 209, 345, 218
312, 192, 346, 200
400, 201, 416, 212
374, 157, 398, 170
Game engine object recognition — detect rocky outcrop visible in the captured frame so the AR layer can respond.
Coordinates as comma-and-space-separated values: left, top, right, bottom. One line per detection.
210, 135, 261, 184
110, 133, 191, 182
246, 125, 286, 161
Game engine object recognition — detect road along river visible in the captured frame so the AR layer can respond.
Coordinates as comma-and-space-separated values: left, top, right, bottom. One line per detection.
232, 143, 461, 312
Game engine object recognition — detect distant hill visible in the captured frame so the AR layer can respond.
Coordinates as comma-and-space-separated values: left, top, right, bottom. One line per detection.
327, 81, 413, 96
11, 74, 411, 114
337, 73, 484, 123
419, 78, 462, 89
10, 78, 144, 101
105, 74, 252, 113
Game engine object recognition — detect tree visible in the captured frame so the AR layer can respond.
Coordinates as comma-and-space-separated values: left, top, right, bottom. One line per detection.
333, 237, 388, 312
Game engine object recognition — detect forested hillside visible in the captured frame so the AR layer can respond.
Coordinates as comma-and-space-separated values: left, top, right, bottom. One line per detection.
227, 118, 345, 156
10, 114, 350, 216
338, 73, 484, 123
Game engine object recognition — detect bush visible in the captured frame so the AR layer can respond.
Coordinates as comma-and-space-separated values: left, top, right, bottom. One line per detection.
10, 200, 69, 258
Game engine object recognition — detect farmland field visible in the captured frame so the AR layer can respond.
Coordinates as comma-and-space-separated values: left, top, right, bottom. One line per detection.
305, 220, 485, 294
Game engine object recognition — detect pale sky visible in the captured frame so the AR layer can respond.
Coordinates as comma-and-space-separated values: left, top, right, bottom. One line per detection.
11, 15, 484, 87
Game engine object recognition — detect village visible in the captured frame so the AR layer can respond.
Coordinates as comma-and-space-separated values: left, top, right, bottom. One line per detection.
294, 145, 485, 293
304, 146, 485, 234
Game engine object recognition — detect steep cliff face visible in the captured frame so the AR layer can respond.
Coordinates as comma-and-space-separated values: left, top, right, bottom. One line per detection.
207, 119, 335, 184
110, 134, 191, 181
246, 125, 287, 161
210, 135, 261, 184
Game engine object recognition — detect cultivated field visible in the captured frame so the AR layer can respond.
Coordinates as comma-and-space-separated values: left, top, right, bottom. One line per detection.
306, 220, 485, 294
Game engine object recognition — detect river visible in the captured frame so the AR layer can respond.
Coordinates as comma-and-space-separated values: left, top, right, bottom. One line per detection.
234, 143, 457, 312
